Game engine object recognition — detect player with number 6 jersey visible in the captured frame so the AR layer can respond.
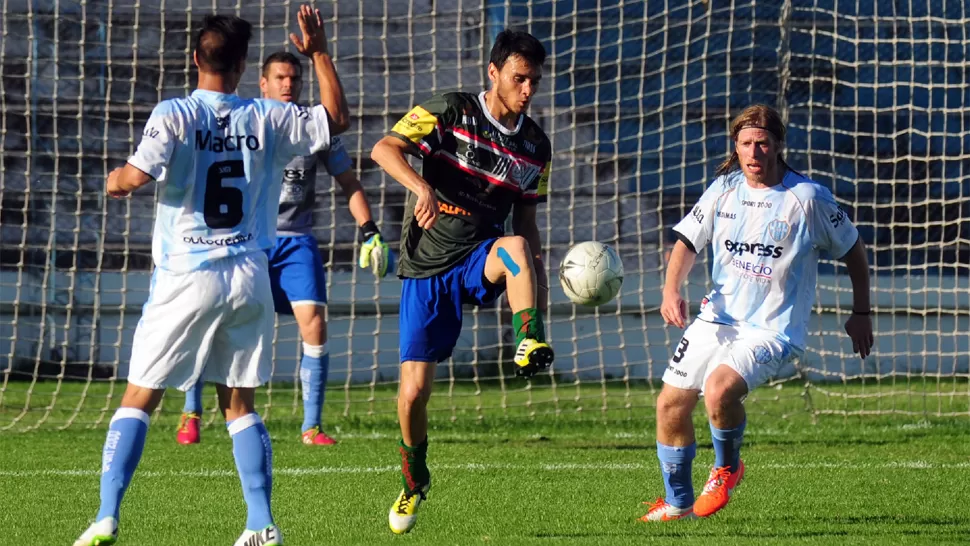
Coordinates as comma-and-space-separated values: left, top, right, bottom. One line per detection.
641, 104, 874, 523
73, 7, 350, 546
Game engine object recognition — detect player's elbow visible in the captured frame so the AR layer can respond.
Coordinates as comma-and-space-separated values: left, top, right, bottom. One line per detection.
370, 137, 399, 167
329, 114, 351, 136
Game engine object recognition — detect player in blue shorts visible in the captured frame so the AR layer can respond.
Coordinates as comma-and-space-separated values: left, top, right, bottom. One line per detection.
371, 30, 554, 534
176, 51, 390, 447
641, 104, 874, 522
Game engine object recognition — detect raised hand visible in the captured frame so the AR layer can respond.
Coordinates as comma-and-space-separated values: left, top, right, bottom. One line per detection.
289, 4, 329, 57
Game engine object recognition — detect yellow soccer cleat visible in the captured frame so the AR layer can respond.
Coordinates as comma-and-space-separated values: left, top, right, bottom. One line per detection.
388, 483, 429, 534
513, 338, 554, 378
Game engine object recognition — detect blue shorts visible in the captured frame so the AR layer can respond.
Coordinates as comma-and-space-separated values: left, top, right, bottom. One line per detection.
400, 239, 505, 363
267, 234, 327, 315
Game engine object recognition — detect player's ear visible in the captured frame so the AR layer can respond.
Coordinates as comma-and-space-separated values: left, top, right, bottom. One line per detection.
487, 62, 499, 87
192, 50, 200, 70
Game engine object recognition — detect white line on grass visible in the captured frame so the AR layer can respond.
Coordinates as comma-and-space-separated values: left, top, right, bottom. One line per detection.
2, 460, 968, 478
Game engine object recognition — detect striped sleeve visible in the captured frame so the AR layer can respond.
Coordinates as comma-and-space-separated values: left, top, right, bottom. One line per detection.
389, 94, 456, 158
520, 141, 551, 204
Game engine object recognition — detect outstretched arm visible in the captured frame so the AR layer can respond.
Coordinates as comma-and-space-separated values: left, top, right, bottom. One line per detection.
661, 239, 697, 329
512, 203, 547, 312
290, 4, 350, 135
841, 236, 874, 358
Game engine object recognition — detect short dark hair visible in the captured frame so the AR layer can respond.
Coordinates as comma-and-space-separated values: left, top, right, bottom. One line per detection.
489, 29, 546, 70
195, 15, 253, 75
262, 51, 303, 78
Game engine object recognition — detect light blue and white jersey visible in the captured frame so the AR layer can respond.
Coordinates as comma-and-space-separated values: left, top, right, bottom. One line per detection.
127, 89, 332, 273
672, 169, 860, 349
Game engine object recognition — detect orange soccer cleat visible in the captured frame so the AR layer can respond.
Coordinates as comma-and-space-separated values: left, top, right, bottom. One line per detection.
693, 460, 745, 518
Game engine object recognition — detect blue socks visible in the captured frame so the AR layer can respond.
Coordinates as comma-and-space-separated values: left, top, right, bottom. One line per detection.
97, 408, 150, 522
656, 441, 696, 509
183, 381, 203, 415
228, 413, 274, 531
710, 419, 746, 472
300, 342, 329, 433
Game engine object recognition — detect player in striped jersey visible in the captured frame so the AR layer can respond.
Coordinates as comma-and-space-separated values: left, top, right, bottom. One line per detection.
371, 29, 553, 534
73, 7, 349, 546
175, 51, 390, 448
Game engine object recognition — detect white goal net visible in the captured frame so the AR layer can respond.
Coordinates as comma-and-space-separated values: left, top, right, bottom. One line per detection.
2, 0, 968, 429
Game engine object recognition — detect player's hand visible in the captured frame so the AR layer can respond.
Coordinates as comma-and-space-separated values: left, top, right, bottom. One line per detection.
289, 4, 329, 57
844, 312, 874, 358
359, 233, 393, 278
106, 167, 130, 199
660, 290, 688, 329
414, 185, 439, 230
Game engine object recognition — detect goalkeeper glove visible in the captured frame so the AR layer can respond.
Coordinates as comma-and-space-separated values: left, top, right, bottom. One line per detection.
358, 221, 392, 278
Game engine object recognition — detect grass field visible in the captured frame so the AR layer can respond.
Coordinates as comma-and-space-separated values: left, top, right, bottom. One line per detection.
2, 380, 970, 545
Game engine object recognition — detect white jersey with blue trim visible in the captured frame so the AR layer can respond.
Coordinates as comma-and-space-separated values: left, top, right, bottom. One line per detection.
127, 89, 332, 273
672, 169, 860, 349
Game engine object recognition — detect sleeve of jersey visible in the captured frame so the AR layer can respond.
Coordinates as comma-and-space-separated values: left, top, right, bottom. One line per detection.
279, 103, 332, 157
388, 95, 452, 158
810, 191, 860, 259
520, 150, 550, 204
671, 181, 720, 253
320, 136, 352, 176
127, 102, 178, 181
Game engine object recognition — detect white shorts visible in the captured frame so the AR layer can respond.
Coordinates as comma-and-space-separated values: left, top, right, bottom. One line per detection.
127, 252, 274, 391
661, 319, 800, 394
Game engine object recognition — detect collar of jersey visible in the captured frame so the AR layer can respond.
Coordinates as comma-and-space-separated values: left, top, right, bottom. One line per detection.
191, 89, 240, 104
478, 91, 523, 136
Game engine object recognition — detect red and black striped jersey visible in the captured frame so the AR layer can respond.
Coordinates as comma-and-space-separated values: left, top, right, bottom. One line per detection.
389, 91, 551, 278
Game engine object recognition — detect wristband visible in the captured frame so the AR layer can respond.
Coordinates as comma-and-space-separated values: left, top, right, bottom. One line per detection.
360, 221, 380, 241
852, 310, 870, 316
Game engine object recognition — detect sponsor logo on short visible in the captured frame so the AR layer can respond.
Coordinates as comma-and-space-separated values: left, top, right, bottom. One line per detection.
666, 365, 688, 378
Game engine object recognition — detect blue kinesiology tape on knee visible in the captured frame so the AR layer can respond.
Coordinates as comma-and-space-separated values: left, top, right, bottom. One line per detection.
497, 247, 521, 277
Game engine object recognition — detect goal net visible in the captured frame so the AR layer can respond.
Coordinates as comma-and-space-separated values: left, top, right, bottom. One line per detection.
2, 0, 968, 430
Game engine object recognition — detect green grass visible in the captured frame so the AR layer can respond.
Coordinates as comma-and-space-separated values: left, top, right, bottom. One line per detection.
2, 380, 970, 545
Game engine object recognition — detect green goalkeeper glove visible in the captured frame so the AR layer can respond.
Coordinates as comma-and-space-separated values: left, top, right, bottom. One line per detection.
358, 221, 392, 278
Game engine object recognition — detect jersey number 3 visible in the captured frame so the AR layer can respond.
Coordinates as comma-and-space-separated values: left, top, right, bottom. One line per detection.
204, 160, 245, 229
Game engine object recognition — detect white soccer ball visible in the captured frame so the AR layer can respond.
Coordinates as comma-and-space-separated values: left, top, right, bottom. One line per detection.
558, 241, 624, 307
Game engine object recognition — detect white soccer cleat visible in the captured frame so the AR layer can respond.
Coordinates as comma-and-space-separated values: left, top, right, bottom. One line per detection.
639, 498, 697, 522
233, 524, 282, 546
73, 517, 118, 546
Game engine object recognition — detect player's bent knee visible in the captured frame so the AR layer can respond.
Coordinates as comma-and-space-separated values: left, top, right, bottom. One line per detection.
656, 387, 696, 423
496, 235, 531, 261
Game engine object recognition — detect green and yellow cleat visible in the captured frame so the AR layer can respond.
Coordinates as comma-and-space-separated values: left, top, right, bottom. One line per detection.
388, 483, 430, 534
513, 338, 554, 378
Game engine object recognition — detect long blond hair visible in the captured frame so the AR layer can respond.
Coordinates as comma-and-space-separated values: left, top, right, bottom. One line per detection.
715, 104, 787, 177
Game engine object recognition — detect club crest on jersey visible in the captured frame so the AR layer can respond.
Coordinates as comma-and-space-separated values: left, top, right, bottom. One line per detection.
754, 345, 772, 365
766, 219, 791, 242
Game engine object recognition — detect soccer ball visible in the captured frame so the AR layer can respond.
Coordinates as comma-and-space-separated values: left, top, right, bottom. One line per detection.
558, 241, 624, 306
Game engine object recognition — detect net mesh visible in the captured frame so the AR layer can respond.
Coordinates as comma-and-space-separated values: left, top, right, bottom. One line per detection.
1, 0, 968, 430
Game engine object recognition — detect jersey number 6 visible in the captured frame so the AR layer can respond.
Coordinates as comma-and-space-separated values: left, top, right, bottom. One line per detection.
204, 160, 245, 229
